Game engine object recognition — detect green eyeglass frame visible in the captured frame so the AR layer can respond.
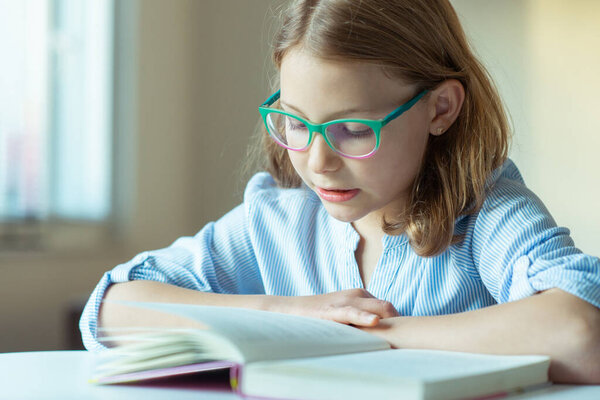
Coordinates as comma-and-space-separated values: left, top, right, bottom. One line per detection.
258, 89, 428, 159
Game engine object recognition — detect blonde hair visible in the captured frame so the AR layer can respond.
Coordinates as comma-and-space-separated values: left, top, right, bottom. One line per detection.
249, 0, 510, 257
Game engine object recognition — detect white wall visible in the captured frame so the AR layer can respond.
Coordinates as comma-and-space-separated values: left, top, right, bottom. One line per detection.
124, 0, 285, 252
452, 0, 600, 256
188, 0, 284, 237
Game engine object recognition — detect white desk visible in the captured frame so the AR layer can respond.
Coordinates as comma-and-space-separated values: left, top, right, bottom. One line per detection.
1, 351, 599, 400
0, 351, 237, 400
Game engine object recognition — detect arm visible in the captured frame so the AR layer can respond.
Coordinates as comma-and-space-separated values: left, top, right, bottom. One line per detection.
398, 166, 600, 384
99, 281, 397, 335
362, 288, 600, 384
97, 280, 273, 334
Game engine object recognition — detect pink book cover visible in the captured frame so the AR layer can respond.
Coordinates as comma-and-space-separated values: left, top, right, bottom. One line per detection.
90, 361, 298, 399
91, 360, 239, 389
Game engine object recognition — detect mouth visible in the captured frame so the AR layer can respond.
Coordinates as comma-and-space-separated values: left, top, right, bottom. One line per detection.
315, 187, 360, 202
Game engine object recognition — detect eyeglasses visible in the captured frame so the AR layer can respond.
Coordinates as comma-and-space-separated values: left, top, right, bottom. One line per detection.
258, 89, 428, 159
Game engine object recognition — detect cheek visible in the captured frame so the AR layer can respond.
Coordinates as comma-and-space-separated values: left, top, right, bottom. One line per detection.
364, 131, 429, 188
383, 119, 429, 163
286, 151, 307, 177
287, 150, 300, 168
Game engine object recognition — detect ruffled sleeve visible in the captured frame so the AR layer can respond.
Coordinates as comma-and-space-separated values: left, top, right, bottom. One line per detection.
471, 161, 600, 308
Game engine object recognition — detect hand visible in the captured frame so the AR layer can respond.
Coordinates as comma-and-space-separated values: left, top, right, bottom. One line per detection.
271, 288, 400, 327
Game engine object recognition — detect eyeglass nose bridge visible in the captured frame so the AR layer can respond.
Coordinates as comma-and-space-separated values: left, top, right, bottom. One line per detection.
304, 122, 339, 154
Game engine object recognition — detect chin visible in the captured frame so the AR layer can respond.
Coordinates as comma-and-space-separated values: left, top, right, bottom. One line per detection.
321, 203, 364, 223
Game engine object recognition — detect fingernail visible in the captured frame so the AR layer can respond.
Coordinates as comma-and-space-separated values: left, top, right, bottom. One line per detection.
363, 314, 377, 324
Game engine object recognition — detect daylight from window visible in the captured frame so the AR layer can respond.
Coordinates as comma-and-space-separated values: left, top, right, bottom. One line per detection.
0, 0, 113, 224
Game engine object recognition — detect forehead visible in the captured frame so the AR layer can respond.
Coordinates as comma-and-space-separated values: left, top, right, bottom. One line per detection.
279, 48, 413, 116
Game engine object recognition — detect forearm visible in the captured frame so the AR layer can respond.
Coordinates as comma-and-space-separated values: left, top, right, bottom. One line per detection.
362, 289, 600, 384
96, 283, 396, 345
97, 280, 273, 340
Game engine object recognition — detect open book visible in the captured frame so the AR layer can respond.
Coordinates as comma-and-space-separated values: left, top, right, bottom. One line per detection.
91, 301, 551, 400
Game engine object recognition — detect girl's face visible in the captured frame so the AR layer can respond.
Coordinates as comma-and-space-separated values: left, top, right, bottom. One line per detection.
280, 48, 433, 233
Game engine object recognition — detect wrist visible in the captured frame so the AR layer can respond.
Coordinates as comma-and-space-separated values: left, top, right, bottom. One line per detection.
362, 316, 404, 346
248, 294, 290, 314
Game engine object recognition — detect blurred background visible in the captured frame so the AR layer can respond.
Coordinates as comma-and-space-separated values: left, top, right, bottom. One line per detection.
0, 0, 598, 352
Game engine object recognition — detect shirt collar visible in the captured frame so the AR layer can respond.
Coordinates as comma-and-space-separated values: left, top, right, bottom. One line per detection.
330, 216, 409, 251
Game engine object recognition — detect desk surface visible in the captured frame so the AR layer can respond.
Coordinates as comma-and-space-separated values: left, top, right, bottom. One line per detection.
1, 351, 600, 400
0, 351, 237, 400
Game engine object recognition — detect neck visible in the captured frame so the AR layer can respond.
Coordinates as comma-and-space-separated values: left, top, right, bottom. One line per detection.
352, 215, 385, 244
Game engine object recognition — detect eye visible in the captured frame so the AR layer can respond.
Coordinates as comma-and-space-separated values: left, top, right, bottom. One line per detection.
347, 127, 371, 136
333, 123, 373, 138
286, 117, 307, 130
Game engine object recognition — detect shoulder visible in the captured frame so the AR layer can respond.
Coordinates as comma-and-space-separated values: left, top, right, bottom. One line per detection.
454, 159, 559, 251
243, 171, 316, 203
457, 159, 562, 255
244, 172, 280, 201
480, 159, 550, 218
242, 172, 322, 223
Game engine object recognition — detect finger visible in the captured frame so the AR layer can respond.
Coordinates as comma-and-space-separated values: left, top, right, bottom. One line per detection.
354, 298, 400, 319
328, 306, 380, 327
343, 288, 376, 299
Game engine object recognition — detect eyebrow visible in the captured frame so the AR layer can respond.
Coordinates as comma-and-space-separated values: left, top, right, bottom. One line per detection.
279, 100, 377, 121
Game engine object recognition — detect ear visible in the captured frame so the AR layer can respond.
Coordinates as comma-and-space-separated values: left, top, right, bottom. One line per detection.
426, 79, 465, 136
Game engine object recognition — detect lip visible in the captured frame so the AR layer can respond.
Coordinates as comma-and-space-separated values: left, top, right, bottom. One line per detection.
315, 187, 360, 202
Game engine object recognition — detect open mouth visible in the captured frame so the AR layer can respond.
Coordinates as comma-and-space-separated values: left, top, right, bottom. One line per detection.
315, 187, 360, 202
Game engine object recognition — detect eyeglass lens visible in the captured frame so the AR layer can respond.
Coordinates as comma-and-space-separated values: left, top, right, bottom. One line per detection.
266, 112, 376, 157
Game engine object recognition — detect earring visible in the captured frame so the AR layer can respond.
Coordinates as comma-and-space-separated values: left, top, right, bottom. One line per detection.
436, 127, 444, 134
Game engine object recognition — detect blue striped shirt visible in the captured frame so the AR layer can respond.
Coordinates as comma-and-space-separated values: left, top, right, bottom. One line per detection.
80, 159, 600, 351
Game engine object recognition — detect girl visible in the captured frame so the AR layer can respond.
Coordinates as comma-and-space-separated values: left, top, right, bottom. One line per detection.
81, 0, 600, 384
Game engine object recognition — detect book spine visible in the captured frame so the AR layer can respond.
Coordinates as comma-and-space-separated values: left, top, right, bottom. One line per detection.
230, 364, 242, 394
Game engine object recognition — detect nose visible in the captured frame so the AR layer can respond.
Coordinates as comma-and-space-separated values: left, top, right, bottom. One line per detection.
307, 133, 341, 174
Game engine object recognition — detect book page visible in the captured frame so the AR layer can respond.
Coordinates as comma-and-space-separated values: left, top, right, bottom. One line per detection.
248, 349, 549, 381
242, 349, 550, 400
113, 300, 390, 363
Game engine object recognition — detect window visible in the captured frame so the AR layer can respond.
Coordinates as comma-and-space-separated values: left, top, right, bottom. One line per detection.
0, 0, 114, 250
